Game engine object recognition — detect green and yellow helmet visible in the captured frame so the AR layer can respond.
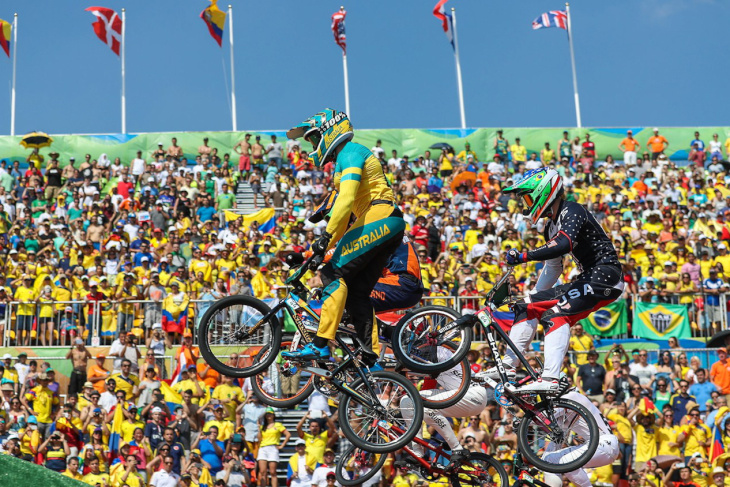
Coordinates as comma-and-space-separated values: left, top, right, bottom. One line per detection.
503, 168, 563, 224
286, 109, 354, 167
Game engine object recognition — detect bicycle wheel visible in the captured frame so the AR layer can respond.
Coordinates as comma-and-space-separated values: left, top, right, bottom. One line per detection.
338, 370, 424, 453
517, 398, 599, 474
335, 444, 387, 486
392, 306, 472, 374
197, 295, 282, 378
450, 452, 510, 487
403, 341, 472, 409
250, 340, 315, 408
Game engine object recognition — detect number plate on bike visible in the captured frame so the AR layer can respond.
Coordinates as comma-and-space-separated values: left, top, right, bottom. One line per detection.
519, 472, 534, 483
378, 420, 391, 430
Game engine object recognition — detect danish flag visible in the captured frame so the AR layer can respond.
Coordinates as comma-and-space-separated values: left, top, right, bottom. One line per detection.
85, 6, 122, 55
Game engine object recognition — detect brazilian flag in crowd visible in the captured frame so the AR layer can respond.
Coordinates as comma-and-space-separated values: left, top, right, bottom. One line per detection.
579, 300, 627, 337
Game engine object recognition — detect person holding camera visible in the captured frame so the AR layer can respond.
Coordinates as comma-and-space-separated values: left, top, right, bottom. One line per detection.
109, 332, 142, 375
39, 430, 69, 472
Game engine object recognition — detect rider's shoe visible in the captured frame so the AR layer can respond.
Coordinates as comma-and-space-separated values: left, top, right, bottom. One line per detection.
281, 343, 330, 361
511, 377, 560, 395
475, 366, 516, 382
446, 448, 468, 470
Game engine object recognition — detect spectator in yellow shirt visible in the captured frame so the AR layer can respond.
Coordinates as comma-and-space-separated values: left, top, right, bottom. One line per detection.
21, 372, 59, 437
569, 324, 594, 366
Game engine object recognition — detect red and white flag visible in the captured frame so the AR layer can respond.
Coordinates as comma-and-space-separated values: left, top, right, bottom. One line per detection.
331, 8, 346, 54
85, 6, 122, 55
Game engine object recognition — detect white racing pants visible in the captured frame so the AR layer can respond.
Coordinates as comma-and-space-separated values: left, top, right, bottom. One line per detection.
402, 386, 488, 453
542, 434, 619, 487
502, 318, 568, 380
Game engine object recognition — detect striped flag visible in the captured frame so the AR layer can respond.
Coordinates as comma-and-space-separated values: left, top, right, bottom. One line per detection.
199, 467, 214, 487
433, 0, 454, 50
108, 399, 125, 461
532, 10, 568, 30
200, 0, 226, 46
85, 7, 122, 55
0, 18, 10, 57
159, 381, 183, 412
711, 423, 725, 462
331, 8, 347, 54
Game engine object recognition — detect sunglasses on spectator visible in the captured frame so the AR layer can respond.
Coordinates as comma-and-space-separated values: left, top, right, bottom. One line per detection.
639, 353, 647, 357
690, 412, 700, 417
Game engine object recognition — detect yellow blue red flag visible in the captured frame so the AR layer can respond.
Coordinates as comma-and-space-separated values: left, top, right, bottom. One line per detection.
0, 18, 10, 57
201, 0, 226, 46
108, 400, 125, 461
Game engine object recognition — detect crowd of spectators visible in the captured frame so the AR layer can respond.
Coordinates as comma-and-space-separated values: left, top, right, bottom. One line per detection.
1, 128, 730, 486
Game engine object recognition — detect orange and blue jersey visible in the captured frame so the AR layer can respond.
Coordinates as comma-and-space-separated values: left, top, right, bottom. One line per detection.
370, 236, 424, 312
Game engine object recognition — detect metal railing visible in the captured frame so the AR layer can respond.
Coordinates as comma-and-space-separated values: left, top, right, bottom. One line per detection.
3, 292, 729, 347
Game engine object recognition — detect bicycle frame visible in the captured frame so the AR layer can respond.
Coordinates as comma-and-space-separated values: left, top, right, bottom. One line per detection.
247, 271, 389, 409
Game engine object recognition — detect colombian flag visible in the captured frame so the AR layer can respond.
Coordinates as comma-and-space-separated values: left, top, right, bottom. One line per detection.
199, 467, 214, 487
108, 400, 125, 462
160, 381, 183, 412
200, 0, 226, 46
492, 310, 515, 332
226, 208, 278, 233
0, 18, 10, 58
711, 424, 725, 462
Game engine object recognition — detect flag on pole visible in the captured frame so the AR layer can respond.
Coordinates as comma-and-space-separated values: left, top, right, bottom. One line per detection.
200, 0, 226, 47
108, 399, 125, 461
0, 18, 10, 58
85, 7, 122, 55
532, 10, 568, 30
331, 8, 347, 54
433, 0, 454, 49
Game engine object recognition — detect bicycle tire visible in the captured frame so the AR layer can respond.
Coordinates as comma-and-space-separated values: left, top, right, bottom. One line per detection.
338, 370, 424, 453
450, 452, 510, 487
250, 341, 315, 408
404, 341, 472, 410
517, 398, 599, 474
197, 294, 282, 378
335, 444, 387, 486
392, 306, 472, 374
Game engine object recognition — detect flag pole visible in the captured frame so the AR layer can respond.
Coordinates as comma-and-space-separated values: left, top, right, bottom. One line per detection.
451, 7, 466, 129
121, 8, 126, 133
228, 4, 237, 131
10, 13, 17, 137
565, 3, 582, 128
340, 6, 350, 116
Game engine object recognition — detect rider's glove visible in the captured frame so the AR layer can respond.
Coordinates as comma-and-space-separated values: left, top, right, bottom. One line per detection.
505, 248, 528, 266
310, 254, 325, 271
312, 232, 332, 256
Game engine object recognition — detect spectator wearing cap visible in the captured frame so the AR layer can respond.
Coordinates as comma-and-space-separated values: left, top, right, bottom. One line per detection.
110, 359, 140, 401
76, 380, 97, 411
710, 348, 730, 402
144, 406, 166, 451
1, 353, 19, 389
203, 403, 234, 441
257, 407, 291, 487
172, 366, 205, 405
704, 268, 728, 334
287, 438, 317, 487
87, 354, 110, 395
21, 372, 58, 439
678, 402, 711, 460
311, 448, 337, 487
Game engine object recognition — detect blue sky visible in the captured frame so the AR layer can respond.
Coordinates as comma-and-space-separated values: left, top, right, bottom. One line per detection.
0, 0, 728, 135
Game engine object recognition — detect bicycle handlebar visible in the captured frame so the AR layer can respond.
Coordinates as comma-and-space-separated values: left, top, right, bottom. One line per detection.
284, 253, 323, 286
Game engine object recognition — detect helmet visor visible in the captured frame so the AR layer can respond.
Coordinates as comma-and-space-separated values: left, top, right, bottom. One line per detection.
522, 193, 534, 208
304, 130, 322, 150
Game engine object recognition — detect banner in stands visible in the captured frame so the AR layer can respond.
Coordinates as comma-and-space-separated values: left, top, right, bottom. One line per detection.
634, 301, 692, 339
579, 299, 627, 337
0, 126, 720, 166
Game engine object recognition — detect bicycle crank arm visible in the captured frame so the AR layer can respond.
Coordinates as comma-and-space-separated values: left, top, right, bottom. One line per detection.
301, 367, 333, 378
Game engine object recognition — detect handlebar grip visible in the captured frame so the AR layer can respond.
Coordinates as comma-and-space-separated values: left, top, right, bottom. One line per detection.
309, 254, 324, 271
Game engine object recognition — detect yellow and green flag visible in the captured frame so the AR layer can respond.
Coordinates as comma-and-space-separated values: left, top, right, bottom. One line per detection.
634, 301, 691, 339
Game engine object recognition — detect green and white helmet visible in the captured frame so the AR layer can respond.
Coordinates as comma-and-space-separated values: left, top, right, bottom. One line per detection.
503, 168, 563, 224
286, 109, 354, 167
